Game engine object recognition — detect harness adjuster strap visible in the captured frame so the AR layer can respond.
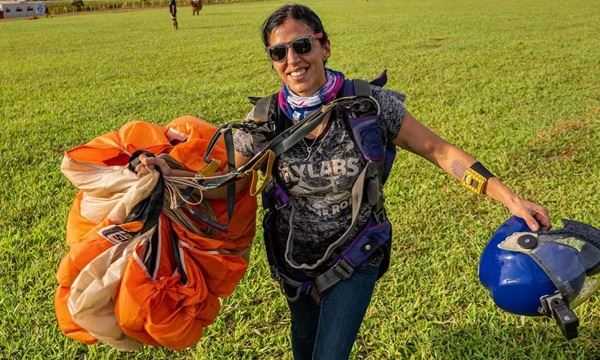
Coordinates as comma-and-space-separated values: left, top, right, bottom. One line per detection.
333, 259, 354, 279
366, 176, 381, 207
314, 259, 355, 294
274, 269, 314, 303
270, 265, 282, 282
280, 278, 302, 303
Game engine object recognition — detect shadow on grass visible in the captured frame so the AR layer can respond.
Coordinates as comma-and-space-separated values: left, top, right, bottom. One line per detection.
427, 319, 600, 360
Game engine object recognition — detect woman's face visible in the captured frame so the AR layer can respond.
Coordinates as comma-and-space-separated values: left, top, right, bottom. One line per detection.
268, 18, 330, 97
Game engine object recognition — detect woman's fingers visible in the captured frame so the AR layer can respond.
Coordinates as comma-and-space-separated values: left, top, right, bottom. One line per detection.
533, 205, 552, 230
512, 199, 552, 232
524, 201, 551, 231
522, 212, 541, 232
139, 155, 153, 167
139, 155, 172, 176
135, 162, 149, 175
134, 154, 156, 176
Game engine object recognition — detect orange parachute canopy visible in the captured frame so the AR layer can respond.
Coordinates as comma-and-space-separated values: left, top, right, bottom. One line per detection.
55, 116, 256, 350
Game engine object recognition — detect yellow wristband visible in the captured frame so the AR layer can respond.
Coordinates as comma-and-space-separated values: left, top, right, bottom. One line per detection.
462, 162, 494, 194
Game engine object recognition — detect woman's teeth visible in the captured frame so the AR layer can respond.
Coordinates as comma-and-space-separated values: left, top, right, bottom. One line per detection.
290, 69, 307, 78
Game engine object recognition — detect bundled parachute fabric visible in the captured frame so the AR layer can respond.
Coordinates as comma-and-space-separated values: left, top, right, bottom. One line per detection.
55, 117, 257, 350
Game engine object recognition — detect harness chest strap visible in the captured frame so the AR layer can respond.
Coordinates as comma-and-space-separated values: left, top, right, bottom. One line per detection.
199, 97, 340, 190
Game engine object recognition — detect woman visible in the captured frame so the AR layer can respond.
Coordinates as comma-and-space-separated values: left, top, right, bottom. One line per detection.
235, 4, 552, 359
142, 4, 551, 359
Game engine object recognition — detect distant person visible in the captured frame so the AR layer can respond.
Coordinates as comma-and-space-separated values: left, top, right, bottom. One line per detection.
169, 0, 177, 30
140, 3, 552, 359
191, 0, 202, 16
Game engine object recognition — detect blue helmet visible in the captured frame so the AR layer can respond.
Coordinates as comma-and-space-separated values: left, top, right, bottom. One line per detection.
479, 216, 600, 339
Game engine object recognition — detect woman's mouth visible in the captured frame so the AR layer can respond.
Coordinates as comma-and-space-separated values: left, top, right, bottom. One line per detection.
288, 68, 308, 80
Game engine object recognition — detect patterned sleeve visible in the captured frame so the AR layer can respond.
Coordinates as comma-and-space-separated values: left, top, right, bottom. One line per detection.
371, 86, 407, 144
232, 107, 276, 158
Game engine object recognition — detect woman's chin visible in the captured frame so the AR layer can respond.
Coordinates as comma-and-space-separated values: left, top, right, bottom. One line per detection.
288, 83, 318, 97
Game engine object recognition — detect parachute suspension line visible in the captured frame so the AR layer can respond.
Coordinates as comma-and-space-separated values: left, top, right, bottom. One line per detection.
163, 176, 205, 209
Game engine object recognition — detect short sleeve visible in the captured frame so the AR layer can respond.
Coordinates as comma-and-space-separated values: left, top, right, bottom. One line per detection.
371, 86, 406, 143
232, 108, 276, 158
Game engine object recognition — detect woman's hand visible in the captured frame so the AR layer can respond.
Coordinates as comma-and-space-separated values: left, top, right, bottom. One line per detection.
484, 178, 552, 232
135, 154, 172, 176
504, 195, 551, 232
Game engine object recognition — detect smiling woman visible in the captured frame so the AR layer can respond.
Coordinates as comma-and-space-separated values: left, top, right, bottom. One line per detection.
228, 3, 551, 360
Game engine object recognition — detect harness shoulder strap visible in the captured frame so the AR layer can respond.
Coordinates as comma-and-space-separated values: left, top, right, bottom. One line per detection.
249, 93, 290, 140
250, 93, 284, 129
353, 78, 372, 97
348, 69, 388, 96
249, 95, 273, 124
369, 69, 388, 88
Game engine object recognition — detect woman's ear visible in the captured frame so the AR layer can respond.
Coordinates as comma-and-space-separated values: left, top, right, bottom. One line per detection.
322, 40, 331, 60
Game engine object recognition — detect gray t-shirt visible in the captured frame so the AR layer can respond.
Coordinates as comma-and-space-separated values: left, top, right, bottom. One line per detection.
234, 86, 406, 271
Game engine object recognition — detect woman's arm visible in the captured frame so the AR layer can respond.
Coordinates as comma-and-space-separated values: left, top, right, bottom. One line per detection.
394, 111, 551, 231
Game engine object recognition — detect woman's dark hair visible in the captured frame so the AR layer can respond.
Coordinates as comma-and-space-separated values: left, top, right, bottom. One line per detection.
261, 4, 329, 47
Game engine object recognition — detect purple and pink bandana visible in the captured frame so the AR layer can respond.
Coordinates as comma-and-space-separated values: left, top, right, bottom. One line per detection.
278, 69, 345, 122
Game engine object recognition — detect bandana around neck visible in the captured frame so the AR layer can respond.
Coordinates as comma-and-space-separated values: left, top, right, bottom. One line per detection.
277, 69, 345, 122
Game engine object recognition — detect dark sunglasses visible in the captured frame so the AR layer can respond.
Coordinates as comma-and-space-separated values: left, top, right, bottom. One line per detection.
267, 34, 322, 62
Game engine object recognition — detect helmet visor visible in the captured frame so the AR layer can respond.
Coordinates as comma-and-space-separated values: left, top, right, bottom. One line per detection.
500, 233, 587, 302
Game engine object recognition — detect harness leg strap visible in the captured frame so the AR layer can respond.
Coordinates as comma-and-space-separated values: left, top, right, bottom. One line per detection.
313, 259, 354, 294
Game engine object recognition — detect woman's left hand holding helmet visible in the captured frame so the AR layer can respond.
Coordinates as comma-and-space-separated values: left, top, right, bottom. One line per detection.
394, 111, 552, 232
486, 178, 551, 231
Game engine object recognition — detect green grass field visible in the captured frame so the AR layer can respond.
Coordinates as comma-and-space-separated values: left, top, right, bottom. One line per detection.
1, 0, 600, 358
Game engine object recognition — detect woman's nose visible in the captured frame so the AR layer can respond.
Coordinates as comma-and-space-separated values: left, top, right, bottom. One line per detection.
286, 46, 301, 64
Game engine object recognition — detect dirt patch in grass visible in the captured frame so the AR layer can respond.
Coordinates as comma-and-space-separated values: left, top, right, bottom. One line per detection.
533, 119, 587, 142
528, 117, 591, 162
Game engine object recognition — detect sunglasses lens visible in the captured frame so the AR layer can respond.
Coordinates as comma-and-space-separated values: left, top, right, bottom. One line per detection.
292, 38, 312, 55
268, 37, 315, 61
269, 45, 287, 61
